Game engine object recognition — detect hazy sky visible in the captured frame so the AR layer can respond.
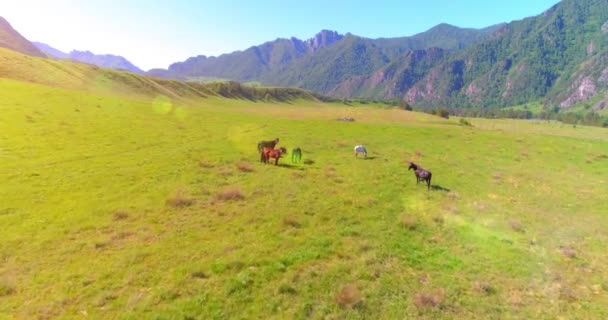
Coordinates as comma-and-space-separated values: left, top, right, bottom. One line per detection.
1, 0, 560, 70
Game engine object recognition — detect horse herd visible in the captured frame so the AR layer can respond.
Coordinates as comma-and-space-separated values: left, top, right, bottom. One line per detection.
257, 138, 433, 190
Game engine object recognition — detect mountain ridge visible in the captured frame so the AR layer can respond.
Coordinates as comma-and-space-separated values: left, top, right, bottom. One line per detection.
33, 42, 144, 74
0, 16, 46, 58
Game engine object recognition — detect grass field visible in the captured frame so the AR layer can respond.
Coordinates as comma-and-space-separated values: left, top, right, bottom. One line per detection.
1, 54, 608, 319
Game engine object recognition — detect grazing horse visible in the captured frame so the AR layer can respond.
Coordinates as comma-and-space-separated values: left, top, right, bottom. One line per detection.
262, 147, 287, 165
408, 162, 432, 190
257, 138, 279, 155
354, 145, 367, 158
291, 147, 302, 163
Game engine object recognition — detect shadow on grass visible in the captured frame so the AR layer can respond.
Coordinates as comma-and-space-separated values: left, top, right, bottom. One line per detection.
431, 185, 450, 192
277, 163, 306, 171
361, 156, 379, 160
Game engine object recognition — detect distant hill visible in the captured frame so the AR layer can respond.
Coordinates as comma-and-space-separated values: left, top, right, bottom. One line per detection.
32, 42, 68, 59
0, 47, 320, 103
0, 16, 46, 58
34, 42, 144, 74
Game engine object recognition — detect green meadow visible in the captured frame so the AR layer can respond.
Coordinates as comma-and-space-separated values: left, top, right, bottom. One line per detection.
1, 51, 608, 319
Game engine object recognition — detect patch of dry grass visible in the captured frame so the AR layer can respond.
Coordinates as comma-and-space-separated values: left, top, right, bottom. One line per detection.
401, 216, 418, 230
335, 284, 362, 308
283, 216, 301, 228
166, 189, 196, 208
413, 288, 445, 309
236, 161, 254, 173
112, 210, 129, 221
216, 188, 245, 201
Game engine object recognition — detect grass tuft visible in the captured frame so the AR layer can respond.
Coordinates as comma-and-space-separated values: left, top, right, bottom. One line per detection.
112, 210, 129, 221
278, 284, 298, 295
191, 271, 209, 279
561, 246, 577, 259
166, 189, 196, 208
413, 288, 445, 309
474, 281, 497, 295
283, 216, 301, 228
216, 188, 245, 201
510, 221, 525, 233
401, 216, 418, 230
0, 278, 16, 296
335, 284, 362, 308
236, 161, 254, 173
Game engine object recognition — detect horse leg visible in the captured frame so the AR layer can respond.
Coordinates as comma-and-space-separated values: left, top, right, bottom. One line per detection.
275, 157, 279, 166
427, 177, 431, 191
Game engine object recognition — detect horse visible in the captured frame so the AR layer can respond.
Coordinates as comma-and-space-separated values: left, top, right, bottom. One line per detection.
257, 138, 279, 155
354, 145, 367, 158
408, 162, 432, 190
291, 147, 302, 163
262, 147, 287, 165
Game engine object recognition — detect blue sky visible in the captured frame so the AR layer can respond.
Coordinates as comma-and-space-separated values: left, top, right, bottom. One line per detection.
1, 0, 560, 70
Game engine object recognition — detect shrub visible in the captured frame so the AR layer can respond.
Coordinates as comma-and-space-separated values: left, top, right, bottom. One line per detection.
459, 118, 472, 126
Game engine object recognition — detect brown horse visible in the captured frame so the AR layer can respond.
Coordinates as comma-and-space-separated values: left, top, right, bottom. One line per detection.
408, 162, 432, 190
257, 138, 279, 154
262, 147, 287, 165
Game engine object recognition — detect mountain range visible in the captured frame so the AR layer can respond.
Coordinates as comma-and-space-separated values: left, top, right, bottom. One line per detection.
2, 0, 608, 111
146, 0, 608, 111
33, 42, 144, 74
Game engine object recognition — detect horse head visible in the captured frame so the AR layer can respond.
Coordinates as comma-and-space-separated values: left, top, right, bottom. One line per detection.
408, 162, 417, 171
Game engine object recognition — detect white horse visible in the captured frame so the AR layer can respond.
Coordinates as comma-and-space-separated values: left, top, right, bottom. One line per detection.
354, 145, 367, 158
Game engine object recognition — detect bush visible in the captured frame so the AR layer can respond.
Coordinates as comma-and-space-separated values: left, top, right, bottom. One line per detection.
459, 118, 472, 126
432, 108, 450, 119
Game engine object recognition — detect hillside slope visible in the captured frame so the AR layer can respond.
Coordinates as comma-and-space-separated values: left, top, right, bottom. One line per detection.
0, 16, 46, 57
405, 0, 608, 109
0, 48, 320, 103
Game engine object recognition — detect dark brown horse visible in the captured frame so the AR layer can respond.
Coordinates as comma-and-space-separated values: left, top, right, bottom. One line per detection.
262, 147, 287, 165
257, 138, 279, 154
408, 162, 432, 190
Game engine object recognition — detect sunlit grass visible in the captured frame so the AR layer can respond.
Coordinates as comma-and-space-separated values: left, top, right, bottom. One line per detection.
1, 71, 608, 319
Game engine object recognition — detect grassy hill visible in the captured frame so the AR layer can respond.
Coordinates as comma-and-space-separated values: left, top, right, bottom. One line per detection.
1, 49, 608, 319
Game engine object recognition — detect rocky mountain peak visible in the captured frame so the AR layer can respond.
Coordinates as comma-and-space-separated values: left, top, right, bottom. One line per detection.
306, 30, 344, 52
